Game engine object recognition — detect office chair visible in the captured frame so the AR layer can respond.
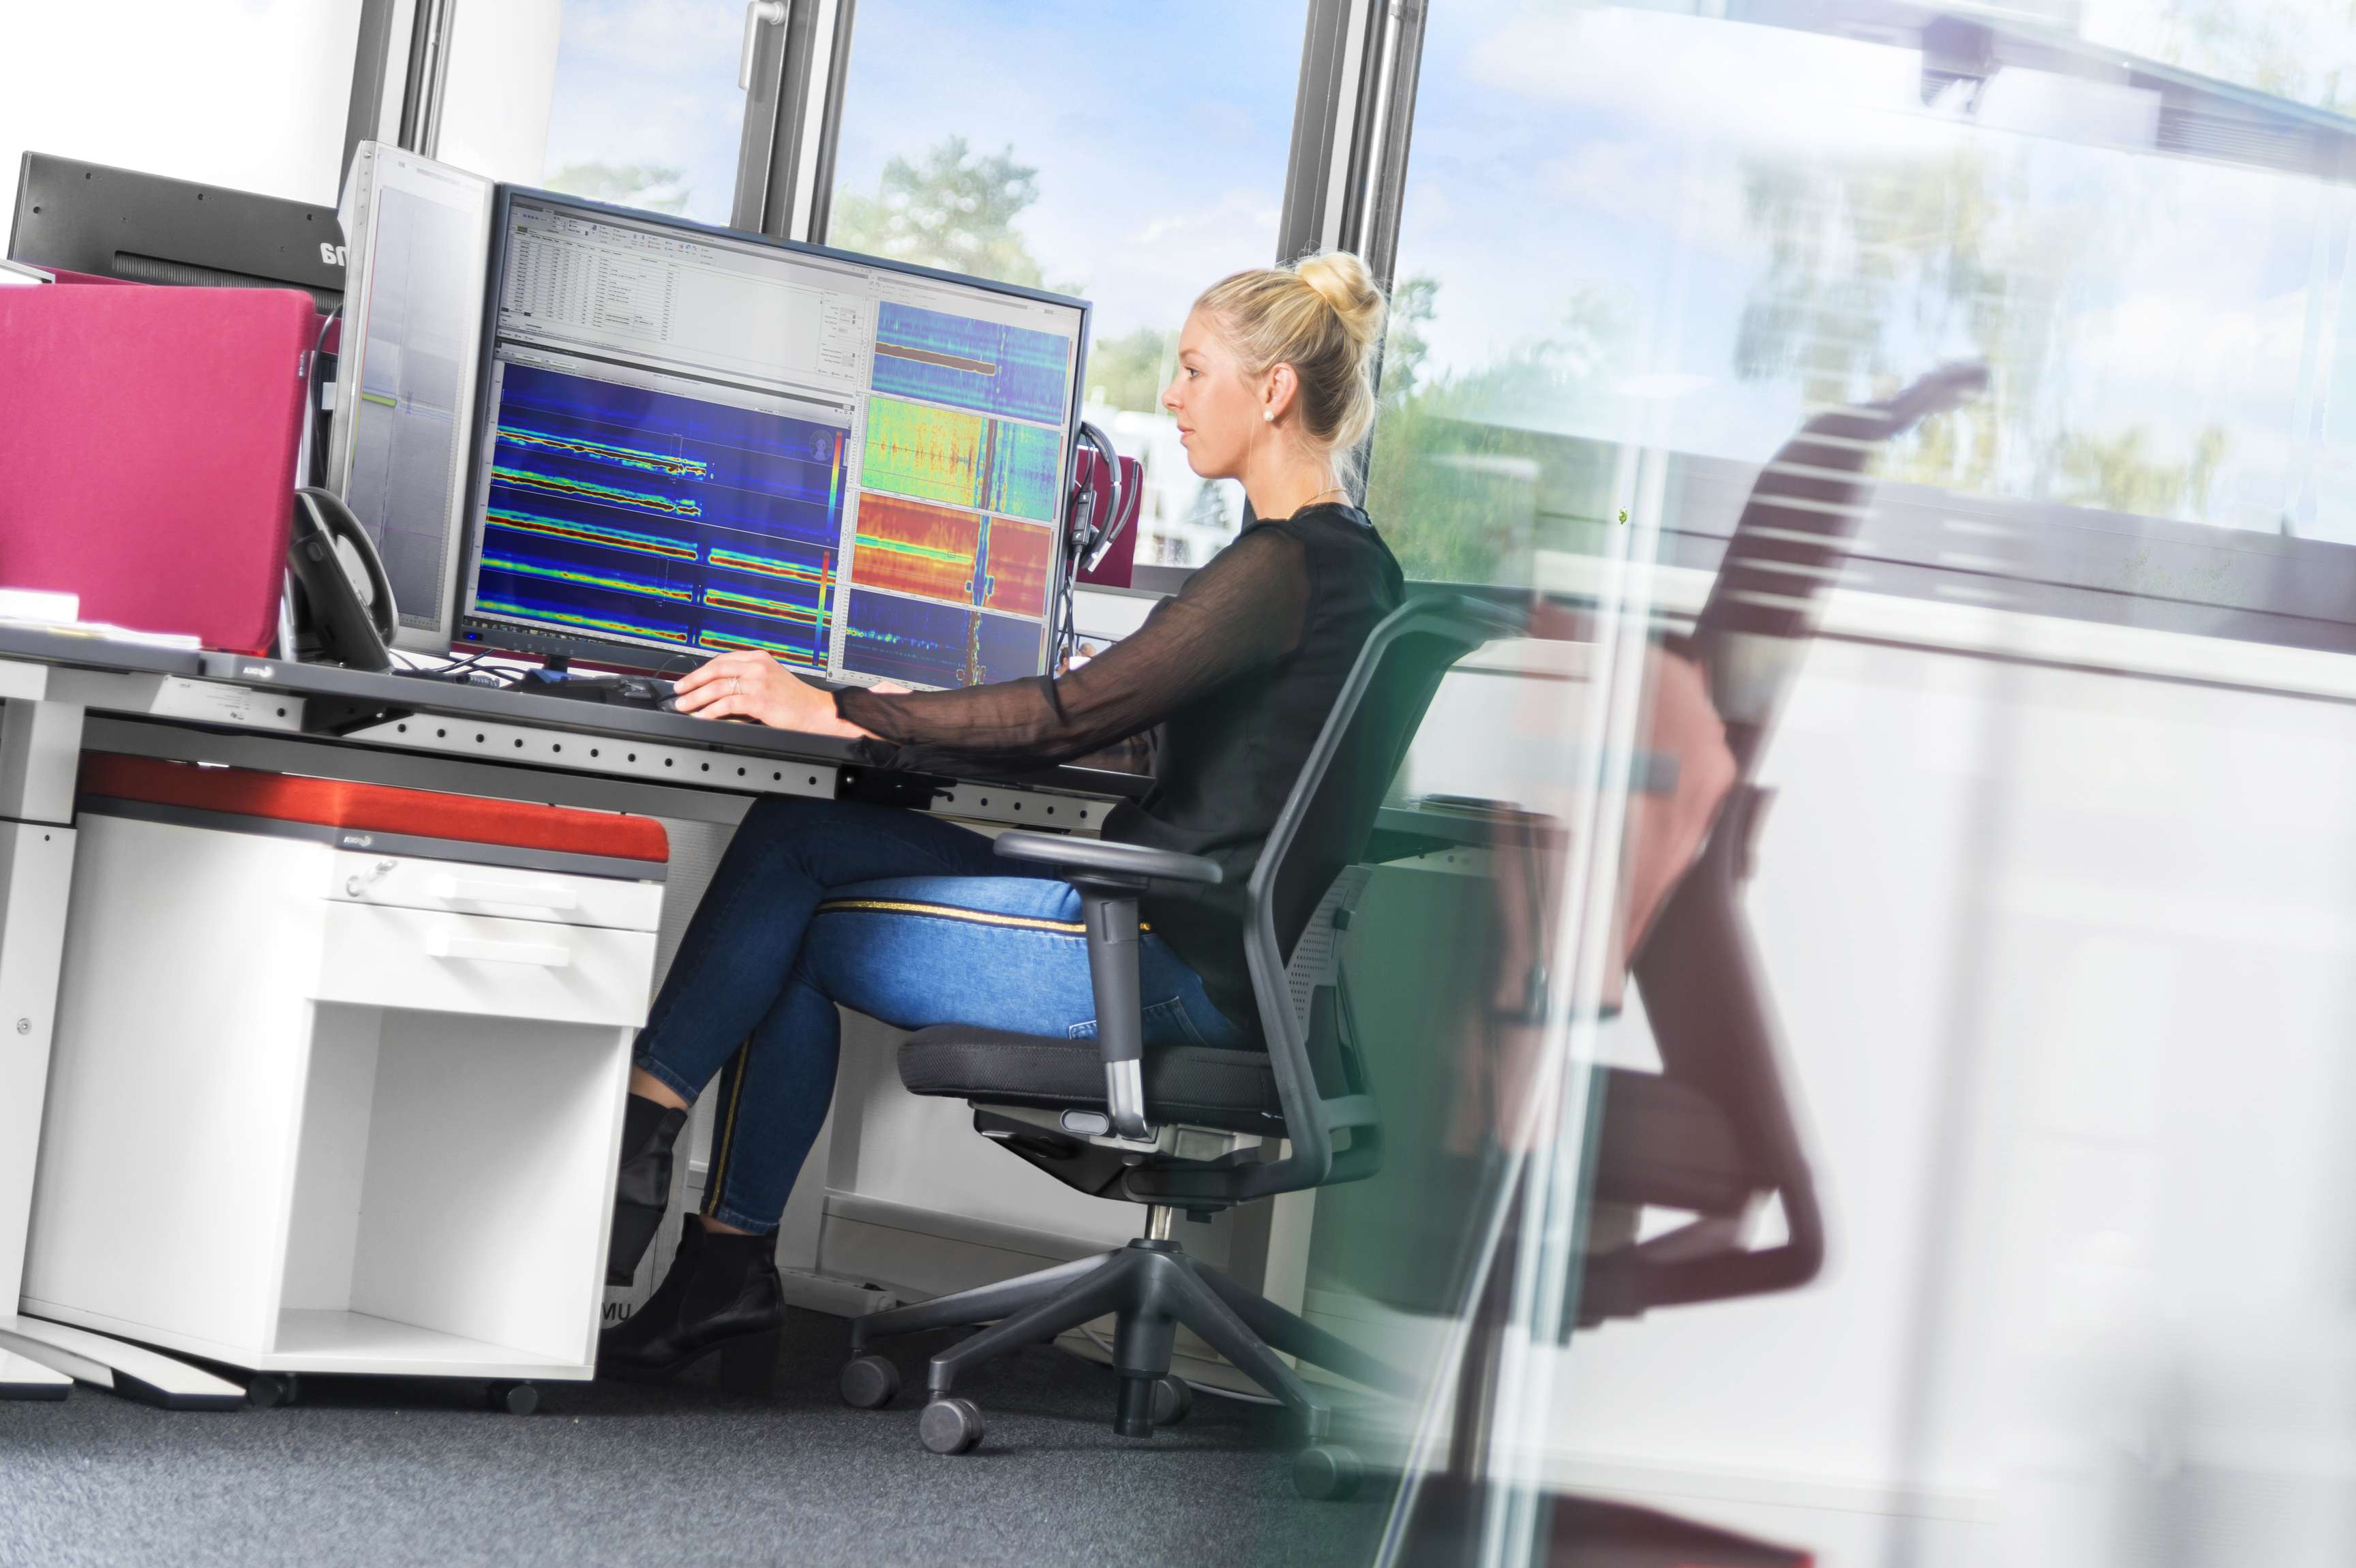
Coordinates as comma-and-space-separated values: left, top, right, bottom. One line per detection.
836, 594, 1513, 1470
1575, 363, 1987, 1325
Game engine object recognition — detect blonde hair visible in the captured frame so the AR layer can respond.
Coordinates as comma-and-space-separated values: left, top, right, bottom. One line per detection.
1194, 250, 1388, 466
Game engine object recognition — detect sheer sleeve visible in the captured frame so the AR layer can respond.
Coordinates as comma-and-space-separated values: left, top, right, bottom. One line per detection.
835, 526, 1310, 772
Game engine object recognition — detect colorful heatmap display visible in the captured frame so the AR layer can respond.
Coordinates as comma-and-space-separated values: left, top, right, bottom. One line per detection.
474, 362, 846, 666
848, 494, 1052, 618
841, 588, 1045, 690
869, 301, 1073, 425
860, 397, 1061, 524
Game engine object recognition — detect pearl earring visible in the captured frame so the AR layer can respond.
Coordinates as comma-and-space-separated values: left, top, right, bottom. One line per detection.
1263, 410, 1275, 423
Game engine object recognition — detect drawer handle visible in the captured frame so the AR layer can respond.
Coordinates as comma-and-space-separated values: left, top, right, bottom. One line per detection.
427, 875, 579, 912
424, 931, 572, 968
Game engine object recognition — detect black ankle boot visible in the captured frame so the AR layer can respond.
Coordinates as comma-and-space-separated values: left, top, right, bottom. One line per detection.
608, 1094, 689, 1286
599, 1218, 787, 1387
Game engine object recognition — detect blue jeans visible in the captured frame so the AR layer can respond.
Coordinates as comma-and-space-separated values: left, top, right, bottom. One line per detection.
632, 794, 1246, 1232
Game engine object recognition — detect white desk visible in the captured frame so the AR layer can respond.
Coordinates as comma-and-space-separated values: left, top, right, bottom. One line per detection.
0, 631, 1140, 1404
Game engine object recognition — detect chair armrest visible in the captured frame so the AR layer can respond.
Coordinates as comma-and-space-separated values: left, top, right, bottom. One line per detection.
991, 830, 1220, 886
991, 832, 1213, 1141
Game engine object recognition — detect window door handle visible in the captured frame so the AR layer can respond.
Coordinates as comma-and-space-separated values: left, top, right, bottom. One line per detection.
740, 0, 789, 91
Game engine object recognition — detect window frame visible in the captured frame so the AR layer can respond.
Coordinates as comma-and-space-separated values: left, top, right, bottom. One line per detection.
344, 0, 1436, 570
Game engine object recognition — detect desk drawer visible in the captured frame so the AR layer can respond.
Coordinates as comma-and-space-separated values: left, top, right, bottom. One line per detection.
311, 902, 656, 1027
324, 850, 663, 933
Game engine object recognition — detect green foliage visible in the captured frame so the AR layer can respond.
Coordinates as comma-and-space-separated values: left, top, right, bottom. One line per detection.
1084, 326, 1173, 412
2052, 423, 2231, 517
1381, 275, 1438, 402
544, 162, 693, 215
1365, 277, 1625, 586
829, 136, 1052, 290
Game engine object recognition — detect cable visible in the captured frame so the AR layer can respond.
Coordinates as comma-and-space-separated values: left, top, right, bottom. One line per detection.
1068, 1324, 1284, 1406
307, 307, 343, 490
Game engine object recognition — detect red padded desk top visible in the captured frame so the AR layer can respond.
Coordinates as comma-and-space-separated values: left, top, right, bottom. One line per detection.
78, 753, 669, 864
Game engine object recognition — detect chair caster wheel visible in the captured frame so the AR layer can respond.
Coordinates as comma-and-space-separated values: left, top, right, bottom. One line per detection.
1151, 1375, 1192, 1427
1293, 1444, 1364, 1501
246, 1372, 301, 1409
919, 1396, 984, 1454
487, 1381, 539, 1416
840, 1354, 901, 1409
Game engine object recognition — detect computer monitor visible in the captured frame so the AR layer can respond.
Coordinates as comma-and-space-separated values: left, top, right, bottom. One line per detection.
455, 189, 1087, 689
326, 145, 495, 654
8, 153, 344, 311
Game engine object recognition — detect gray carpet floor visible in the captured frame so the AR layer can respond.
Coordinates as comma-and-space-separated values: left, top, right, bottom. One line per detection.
0, 1308, 1391, 1568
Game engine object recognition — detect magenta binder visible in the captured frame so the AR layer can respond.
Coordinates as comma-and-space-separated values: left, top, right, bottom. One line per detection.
0, 284, 312, 654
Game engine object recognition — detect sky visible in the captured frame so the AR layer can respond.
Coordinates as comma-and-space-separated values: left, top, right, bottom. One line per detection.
826, 0, 1305, 339
542, 0, 751, 228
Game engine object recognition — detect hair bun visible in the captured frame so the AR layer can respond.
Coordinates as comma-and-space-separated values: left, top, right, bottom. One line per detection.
1293, 252, 1386, 358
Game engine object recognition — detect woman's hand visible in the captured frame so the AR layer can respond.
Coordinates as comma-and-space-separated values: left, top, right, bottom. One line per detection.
670, 652, 866, 734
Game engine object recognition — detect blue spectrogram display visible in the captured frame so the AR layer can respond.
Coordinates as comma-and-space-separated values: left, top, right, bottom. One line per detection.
869, 302, 1072, 425
841, 588, 1046, 689
472, 361, 848, 667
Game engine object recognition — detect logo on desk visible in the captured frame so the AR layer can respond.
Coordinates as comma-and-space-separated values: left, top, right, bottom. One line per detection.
340, 832, 375, 849
241, 665, 273, 680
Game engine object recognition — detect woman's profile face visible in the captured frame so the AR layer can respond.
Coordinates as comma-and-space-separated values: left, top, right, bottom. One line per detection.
1162, 308, 1259, 480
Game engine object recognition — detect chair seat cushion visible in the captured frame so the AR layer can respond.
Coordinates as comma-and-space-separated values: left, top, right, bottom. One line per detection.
898, 1027, 1284, 1135
1588, 1068, 1751, 1216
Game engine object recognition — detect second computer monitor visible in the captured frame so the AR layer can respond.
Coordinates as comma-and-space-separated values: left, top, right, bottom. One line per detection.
457, 191, 1085, 689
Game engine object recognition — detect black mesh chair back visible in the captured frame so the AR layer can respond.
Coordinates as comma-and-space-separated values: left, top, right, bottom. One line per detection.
1230, 595, 1520, 1195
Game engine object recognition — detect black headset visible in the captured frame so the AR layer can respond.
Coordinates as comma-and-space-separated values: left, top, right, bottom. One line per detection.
1052, 421, 1133, 671
1070, 421, 1130, 570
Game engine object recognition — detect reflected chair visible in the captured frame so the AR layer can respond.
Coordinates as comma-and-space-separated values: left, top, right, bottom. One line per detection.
835, 595, 1513, 1473
1577, 367, 1984, 1324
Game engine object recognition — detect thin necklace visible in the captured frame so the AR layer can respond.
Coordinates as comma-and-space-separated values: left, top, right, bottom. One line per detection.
1301, 486, 1348, 509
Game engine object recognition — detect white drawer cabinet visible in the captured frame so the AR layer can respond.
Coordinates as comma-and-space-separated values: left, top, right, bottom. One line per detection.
22, 806, 665, 1383
313, 902, 656, 1027
323, 849, 663, 933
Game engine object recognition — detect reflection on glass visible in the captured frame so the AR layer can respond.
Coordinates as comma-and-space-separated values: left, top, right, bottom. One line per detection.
1368, 0, 2356, 592
1368, 6, 2356, 1568
540, 0, 749, 226
828, 0, 1307, 566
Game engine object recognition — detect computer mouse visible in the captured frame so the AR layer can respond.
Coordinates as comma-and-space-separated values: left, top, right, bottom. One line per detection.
659, 691, 758, 722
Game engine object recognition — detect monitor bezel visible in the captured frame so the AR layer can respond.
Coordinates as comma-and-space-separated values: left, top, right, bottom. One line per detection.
8, 152, 346, 310
452, 185, 1091, 682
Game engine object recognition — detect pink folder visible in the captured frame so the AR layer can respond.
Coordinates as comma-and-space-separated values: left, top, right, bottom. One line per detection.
0, 284, 312, 654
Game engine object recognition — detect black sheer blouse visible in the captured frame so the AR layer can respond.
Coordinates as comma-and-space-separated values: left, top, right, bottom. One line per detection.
836, 504, 1404, 1028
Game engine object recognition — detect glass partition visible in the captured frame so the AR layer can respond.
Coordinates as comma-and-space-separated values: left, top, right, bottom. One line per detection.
1368, 7, 2356, 1568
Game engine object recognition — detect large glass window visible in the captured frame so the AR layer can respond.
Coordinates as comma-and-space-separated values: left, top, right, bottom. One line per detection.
534, 0, 752, 226
826, 1, 1309, 566
1368, 0, 2356, 585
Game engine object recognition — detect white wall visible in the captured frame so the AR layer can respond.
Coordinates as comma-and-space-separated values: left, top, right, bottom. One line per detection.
0, 1, 362, 241
1530, 635, 2356, 1566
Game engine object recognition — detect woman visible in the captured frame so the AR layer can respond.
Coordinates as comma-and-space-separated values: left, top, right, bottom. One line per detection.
599, 251, 1404, 1380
